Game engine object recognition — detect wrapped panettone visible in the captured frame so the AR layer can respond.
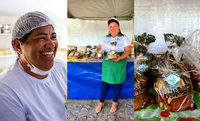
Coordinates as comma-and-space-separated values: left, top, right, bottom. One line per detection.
134, 55, 153, 111
68, 51, 75, 59
107, 50, 118, 59
191, 72, 200, 92
145, 51, 169, 85
90, 52, 96, 59
90, 45, 97, 59
134, 72, 153, 111
85, 45, 92, 58
154, 60, 194, 112
188, 62, 200, 92
181, 30, 200, 92
72, 52, 80, 59
107, 41, 118, 59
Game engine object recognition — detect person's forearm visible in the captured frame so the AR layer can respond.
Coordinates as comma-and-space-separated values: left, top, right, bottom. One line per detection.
96, 45, 102, 53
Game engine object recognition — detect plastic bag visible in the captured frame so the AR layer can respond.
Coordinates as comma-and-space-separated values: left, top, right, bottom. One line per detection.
163, 31, 187, 62
135, 32, 156, 57
182, 29, 200, 71
106, 42, 118, 59
180, 29, 200, 92
154, 57, 195, 112
134, 55, 154, 111
185, 57, 200, 92
146, 39, 168, 85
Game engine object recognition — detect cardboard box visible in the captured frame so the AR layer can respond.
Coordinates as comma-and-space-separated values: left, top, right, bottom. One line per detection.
79, 46, 87, 53
67, 45, 77, 51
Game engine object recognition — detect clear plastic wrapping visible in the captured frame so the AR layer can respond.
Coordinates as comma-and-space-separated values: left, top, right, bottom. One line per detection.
106, 42, 118, 59
146, 40, 169, 85
154, 54, 195, 112
147, 31, 186, 84
134, 32, 156, 57
182, 29, 200, 71
134, 55, 154, 111
181, 30, 200, 92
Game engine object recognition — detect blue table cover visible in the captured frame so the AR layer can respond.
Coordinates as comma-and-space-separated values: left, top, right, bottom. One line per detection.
67, 62, 134, 99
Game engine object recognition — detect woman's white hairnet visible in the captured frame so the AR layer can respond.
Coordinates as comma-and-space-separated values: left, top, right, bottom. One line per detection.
12, 11, 55, 41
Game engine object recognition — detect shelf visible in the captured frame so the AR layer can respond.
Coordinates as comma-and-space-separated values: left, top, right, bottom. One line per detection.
0, 55, 17, 58
0, 33, 11, 36
57, 51, 67, 53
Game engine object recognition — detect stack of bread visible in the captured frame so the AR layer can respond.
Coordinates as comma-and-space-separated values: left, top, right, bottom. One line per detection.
0, 49, 12, 56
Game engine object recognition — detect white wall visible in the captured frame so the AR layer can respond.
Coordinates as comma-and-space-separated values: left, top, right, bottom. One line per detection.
134, 0, 200, 42
67, 18, 134, 49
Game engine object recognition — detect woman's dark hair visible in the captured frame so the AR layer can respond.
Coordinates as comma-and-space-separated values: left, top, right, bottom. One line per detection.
108, 19, 119, 26
12, 32, 31, 57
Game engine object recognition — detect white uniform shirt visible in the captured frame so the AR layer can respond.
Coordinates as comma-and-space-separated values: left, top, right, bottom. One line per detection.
0, 59, 67, 121
99, 34, 131, 52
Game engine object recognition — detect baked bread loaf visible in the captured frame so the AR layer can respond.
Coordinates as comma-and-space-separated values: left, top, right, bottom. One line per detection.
154, 74, 193, 112
157, 94, 192, 111
134, 90, 152, 111
107, 50, 118, 59
4, 49, 12, 55
72, 52, 81, 59
68, 51, 75, 59
134, 73, 152, 111
0, 49, 4, 56
188, 62, 200, 92
191, 73, 200, 92
90, 52, 96, 59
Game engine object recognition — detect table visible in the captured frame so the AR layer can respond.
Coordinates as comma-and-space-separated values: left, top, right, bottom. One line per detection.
67, 60, 134, 99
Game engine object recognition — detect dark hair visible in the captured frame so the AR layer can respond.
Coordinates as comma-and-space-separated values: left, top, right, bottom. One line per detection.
12, 32, 31, 57
108, 19, 119, 26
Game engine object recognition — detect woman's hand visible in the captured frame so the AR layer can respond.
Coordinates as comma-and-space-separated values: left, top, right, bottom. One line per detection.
111, 55, 121, 62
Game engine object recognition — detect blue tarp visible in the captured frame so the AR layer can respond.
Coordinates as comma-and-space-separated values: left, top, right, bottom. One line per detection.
67, 62, 134, 99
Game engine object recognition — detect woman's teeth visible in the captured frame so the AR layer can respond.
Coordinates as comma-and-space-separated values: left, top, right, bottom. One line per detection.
41, 52, 54, 57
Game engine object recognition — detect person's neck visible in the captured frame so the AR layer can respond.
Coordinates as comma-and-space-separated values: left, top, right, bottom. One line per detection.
111, 34, 118, 38
19, 58, 48, 79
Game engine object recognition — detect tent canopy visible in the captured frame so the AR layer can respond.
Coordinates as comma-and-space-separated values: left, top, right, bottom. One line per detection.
68, 0, 134, 20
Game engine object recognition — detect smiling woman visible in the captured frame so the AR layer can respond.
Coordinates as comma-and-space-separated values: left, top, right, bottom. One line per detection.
0, 11, 67, 121
95, 18, 131, 113
15, 25, 58, 78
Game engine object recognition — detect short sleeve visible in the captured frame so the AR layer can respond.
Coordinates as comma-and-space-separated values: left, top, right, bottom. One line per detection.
123, 36, 131, 47
99, 35, 107, 46
0, 94, 26, 121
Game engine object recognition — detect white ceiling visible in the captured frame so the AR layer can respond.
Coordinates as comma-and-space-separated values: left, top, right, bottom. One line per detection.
0, 0, 134, 21
0, 0, 67, 20
68, 0, 134, 20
